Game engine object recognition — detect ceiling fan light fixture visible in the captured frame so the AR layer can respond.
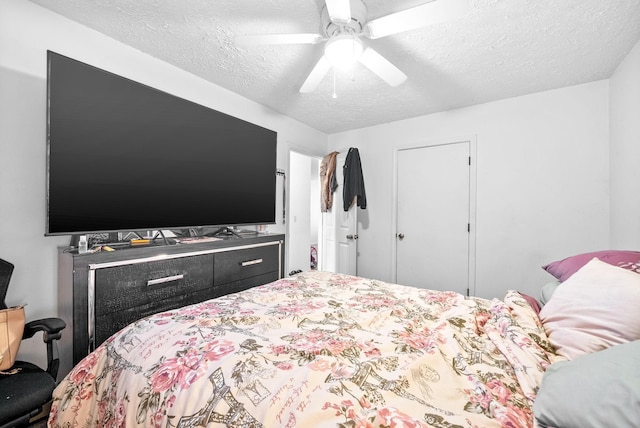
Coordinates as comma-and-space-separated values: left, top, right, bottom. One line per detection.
324, 35, 364, 70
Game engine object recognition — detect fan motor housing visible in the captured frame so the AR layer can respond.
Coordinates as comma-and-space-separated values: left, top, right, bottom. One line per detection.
321, 0, 367, 37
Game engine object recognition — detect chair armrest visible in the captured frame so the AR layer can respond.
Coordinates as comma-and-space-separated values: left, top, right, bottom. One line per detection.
23, 317, 66, 342
21, 317, 66, 380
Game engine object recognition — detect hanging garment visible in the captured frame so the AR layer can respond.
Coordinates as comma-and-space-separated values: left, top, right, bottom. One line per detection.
343, 147, 367, 211
320, 151, 339, 212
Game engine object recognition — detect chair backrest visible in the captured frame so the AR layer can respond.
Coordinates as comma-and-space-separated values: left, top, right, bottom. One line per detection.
0, 258, 14, 310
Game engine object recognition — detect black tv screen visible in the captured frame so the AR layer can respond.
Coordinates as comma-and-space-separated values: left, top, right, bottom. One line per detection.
46, 51, 277, 235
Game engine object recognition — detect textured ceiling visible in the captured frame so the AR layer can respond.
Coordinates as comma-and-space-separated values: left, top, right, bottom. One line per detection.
29, 0, 640, 134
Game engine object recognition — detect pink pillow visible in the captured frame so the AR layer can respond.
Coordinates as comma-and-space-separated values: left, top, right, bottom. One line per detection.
539, 258, 640, 359
543, 250, 640, 282
518, 292, 542, 315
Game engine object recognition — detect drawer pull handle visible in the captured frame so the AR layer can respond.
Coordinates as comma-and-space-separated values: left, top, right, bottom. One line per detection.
147, 274, 184, 286
241, 258, 263, 267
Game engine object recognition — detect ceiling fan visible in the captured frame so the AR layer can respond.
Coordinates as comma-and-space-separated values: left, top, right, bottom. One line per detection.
235, 0, 469, 93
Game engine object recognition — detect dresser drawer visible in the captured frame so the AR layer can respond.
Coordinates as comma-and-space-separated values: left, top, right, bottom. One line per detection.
214, 245, 279, 284
94, 254, 214, 316
214, 271, 279, 298
94, 287, 216, 345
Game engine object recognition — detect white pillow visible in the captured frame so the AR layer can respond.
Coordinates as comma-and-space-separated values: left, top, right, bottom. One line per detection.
539, 257, 640, 359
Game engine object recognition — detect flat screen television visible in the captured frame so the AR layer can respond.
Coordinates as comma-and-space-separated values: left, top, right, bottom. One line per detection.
46, 51, 277, 236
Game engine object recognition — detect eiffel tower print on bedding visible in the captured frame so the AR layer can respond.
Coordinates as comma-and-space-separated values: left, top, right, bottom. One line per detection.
49, 270, 559, 428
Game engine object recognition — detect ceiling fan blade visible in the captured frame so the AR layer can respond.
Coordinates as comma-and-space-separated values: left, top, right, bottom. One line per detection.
325, 0, 351, 24
235, 33, 324, 47
358, 47, 407, 87
300, 56, 331, 93
364, 0, 469, 39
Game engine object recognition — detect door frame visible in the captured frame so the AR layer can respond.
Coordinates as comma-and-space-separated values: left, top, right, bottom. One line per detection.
391, 135, 478, 295
287, 148, 323, 275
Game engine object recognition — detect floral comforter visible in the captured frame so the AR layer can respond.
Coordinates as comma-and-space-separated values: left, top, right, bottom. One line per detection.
49, 271, 560, 428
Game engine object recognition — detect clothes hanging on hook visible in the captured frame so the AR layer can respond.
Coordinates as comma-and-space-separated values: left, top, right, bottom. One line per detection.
320, 151, 339, 212
343, 147, 367, 211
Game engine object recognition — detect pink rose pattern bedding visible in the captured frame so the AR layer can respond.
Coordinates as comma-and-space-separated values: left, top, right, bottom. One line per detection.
49, 271, 559, 428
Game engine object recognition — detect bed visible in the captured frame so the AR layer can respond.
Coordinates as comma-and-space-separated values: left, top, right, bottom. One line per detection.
48, 255, 640, 428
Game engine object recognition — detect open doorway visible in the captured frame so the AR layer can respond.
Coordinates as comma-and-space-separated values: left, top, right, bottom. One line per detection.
288, 151, 322, 273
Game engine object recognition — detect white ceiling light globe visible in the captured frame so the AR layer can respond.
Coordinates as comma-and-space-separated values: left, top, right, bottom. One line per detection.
324, 35, 363, 70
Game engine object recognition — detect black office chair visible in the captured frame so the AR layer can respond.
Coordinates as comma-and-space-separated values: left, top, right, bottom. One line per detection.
0, 258, 66, 428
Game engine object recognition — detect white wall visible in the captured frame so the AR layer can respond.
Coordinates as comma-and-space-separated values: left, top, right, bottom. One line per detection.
329, 81, 610, 299
610, 39, 640, 249
0, 0, 327, 364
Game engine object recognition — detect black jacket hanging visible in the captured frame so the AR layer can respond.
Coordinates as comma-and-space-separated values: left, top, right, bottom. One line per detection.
343, 147, 367, 211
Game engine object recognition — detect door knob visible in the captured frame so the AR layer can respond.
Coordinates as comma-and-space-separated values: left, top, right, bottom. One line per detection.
346, 234, 359, 240
397, 233, 405, 240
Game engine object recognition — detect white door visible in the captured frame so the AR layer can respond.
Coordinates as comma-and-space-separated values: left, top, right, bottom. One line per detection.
395, 142, 470, 294
321, 152, 357, 275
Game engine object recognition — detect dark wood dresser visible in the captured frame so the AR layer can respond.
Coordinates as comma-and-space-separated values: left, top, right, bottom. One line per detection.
57, 233, 284, 377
